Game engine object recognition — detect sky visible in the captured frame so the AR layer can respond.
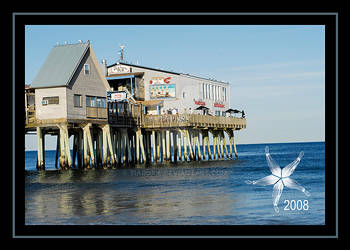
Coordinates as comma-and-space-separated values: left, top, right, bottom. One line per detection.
25, 25, 325, 150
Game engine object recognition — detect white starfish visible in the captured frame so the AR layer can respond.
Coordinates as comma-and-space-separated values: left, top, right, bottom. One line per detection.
246, 146, 310, 212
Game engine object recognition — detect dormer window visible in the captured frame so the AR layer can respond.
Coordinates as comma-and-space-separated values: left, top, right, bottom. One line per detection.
84, 64, 90, 75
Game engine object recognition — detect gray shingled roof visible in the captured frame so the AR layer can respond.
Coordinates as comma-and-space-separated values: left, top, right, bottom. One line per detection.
30, 42, 89, 88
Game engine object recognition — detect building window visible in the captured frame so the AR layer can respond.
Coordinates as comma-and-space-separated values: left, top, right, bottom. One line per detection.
202, 83, 205, 99
86, 96, 106, 108
96, 97, 106, 108
74, 94, 82, 107
215, 111, 220, 116
84, 64, 90, 75
206, 84, 209, 99
183, 92, 186, 99
42, 96, 59, 105
222, 111, 226, 117
86, 96, 96, 107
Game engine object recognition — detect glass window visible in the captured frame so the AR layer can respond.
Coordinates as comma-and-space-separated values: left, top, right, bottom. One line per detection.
96, 97, 106, 108
215, 111, 220, 116
202, 83, 205, 99
84, 64, 90, 75
74, 94, 82, 107
42, 96, 59, 105
86, 96, 96, 107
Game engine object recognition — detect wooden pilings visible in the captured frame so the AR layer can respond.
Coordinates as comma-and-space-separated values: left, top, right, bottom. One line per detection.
36, 127, 45, 170
35, 123, 240, 170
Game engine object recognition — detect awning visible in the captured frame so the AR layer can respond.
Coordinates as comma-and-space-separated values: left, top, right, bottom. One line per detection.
195, 105, 209, 110
225, 108, 241, 113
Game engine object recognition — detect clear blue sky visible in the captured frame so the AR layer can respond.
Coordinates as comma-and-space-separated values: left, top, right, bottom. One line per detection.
25, 25, 325, 150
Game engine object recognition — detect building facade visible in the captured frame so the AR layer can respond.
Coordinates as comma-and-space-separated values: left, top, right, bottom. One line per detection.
105, 62, 230, 116
30, 41, 110, 122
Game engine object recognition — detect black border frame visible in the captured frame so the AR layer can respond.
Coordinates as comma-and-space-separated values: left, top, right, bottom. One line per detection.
12, 11, 338, 238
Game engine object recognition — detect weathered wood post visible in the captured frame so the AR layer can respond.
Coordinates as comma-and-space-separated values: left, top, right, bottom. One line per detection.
36, 127, 45, 170
77, 129, 83, 168
186, 130, 194, 161
151, 130, 155, 162
173, 130, 178, 162
223, 130, 230, 160
82, 124, 95, 168
232, 130, 238, 159
55, 131, 60, 169
201, 130, 206, 161
57, 124, 71, 169
195, 130, 201, 161
190, 130, 195, 160
124, 128, 132, 165
156, 131, 161, 162
117, 129, 122, 166
216, 133, 222, 160
146, 131, 151, 163
135, 129, 140, 163
161, 130, 166, 162
181, 130, 188, 161
220, 131, 227, 160
206, 131, 212, 161
72, 132, 78, 167
95, 128, 101, 167
166, 130, 170, 162
64, 125, 72, 168
177, 130, 182, 162
139, 129, 146, 163
212, 131, 217, 160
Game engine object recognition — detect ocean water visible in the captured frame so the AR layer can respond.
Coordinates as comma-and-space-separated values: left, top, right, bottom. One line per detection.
25, 142, 325, 225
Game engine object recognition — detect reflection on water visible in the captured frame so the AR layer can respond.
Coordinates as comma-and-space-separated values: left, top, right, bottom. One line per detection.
25, 142, 325, 225
26, 162, 241, 225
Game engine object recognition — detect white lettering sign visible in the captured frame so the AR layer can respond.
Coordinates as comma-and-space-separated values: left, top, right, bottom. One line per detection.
111, 92, 127, 101
110, 65, 131, 74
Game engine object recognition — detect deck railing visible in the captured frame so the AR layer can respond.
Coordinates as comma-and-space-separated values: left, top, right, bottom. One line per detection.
142, 114, 246, 129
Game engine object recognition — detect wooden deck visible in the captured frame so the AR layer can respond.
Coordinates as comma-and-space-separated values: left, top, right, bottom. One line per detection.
142, 114, 246, 130
25, 100, 246, 132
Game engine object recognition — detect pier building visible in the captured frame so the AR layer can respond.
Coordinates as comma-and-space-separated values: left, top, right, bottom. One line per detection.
25, 41, 246, 170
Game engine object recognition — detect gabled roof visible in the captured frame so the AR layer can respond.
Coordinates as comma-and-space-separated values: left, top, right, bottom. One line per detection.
31, 42, 90, 88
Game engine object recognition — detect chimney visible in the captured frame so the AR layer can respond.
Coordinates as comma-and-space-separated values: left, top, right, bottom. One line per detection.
101, 59, 107, 76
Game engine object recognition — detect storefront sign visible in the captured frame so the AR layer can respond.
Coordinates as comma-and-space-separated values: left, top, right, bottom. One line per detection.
109, 65, 131, 74
214, 103, 225, 108
149, 77, 171, 84
107, 91, 127, 102
195, 100, 206, 105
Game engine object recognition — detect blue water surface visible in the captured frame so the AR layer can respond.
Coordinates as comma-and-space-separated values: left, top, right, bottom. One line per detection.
25, 142, 325, 225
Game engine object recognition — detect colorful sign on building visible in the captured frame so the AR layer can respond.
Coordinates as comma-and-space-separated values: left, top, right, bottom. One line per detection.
214, 103, 225, 108
150, 84, 176, 99
107, 91, 127, 102
149, 77, 171, 85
